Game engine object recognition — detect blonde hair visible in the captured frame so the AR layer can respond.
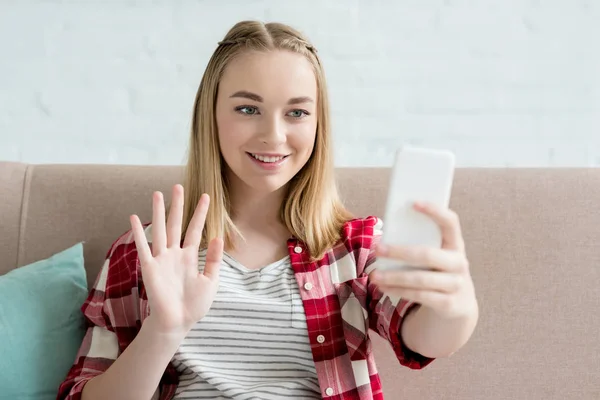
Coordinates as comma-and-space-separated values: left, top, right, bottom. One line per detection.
181, 20, 353, 260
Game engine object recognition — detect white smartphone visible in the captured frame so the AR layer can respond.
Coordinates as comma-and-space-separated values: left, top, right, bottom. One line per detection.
376, 145, 456, 271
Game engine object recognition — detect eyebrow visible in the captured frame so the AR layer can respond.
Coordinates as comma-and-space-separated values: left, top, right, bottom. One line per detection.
229, 90, 314, 105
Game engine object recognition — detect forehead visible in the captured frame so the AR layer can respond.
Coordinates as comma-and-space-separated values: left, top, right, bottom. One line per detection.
218, 50, 317, 101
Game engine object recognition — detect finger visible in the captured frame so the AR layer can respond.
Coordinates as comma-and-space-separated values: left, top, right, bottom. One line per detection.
183, 194, 210, 250
152, 191, 167, 253
130, 214, 153, 265
376, 286, 449, 311
202, 237, 223, 281
414, 202, 465, 251
376, 244, 467, 272
371, 270, 462, 293
166, 184, 184, 248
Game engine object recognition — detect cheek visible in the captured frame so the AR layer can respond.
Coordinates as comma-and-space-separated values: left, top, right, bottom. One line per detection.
217, 113, 251, 154
292, 122, 317, 156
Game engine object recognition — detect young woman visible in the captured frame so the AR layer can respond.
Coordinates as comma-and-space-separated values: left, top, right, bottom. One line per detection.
58, 20, 478, 400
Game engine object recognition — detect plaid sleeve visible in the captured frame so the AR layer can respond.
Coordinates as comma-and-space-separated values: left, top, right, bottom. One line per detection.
56, 228, 173, 400
362, 217, 435, 369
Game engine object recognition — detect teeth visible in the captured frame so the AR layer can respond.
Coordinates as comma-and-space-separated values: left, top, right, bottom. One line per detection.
251, 153, 285, 163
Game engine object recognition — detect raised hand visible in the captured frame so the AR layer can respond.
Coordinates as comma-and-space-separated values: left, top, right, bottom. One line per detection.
129, 184, 223, 337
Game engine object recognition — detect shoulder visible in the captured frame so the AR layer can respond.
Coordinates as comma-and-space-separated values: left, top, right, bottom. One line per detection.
105, 222, 152, 259
96, 223, 152, 293
339, 216, 383, 247
322, 217, 384, 279
84, 223, 152, 326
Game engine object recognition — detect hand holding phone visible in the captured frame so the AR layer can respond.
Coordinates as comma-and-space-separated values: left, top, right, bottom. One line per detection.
376, 145, 456, 271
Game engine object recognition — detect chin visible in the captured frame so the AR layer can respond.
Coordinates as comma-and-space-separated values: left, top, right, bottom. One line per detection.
245, 174, 293, 194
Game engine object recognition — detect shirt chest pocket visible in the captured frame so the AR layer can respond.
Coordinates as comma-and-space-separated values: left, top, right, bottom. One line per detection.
333, 275, 372, 361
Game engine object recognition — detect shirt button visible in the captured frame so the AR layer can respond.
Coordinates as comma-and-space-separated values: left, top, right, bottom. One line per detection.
304, 282, 313, 291
325, 387, 334, 396
294, 246, 303, 254
316, 334, 325, 344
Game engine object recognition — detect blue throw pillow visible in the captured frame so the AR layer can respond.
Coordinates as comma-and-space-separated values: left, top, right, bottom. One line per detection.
0, 243, 88, 400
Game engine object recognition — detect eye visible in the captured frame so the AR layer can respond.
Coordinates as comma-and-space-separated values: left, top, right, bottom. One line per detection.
235, 106, 259, 115
287, 109, 309, 118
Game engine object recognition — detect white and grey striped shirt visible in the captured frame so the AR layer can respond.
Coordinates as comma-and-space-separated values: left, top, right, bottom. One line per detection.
171, 251, 321, 400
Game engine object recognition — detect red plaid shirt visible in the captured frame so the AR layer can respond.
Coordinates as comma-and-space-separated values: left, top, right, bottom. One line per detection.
57, 216, 434, 400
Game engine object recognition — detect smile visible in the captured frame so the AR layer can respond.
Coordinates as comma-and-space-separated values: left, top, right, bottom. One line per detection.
247, 153, 290, 163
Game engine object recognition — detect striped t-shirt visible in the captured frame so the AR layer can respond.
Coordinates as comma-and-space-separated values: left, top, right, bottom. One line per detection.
171, 250, 321, 399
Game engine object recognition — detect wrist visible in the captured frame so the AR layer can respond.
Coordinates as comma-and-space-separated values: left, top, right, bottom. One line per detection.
141, 316, 190, 345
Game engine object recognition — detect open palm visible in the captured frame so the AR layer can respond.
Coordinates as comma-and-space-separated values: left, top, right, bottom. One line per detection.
130, 185, 223, 336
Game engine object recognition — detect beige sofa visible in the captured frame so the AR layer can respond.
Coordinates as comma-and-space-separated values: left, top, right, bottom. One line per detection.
1, 161, 599, 399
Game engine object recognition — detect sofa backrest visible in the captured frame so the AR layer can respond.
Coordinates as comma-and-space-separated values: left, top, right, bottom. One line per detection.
1, 161, 599, 399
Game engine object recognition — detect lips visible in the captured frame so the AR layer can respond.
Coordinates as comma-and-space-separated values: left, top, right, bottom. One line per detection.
245, 152, 290, 171
247, 152, 290, 163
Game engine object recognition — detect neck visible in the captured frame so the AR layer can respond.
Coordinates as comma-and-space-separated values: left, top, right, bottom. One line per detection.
227, 176, 288, 231
225, 173, 294, 266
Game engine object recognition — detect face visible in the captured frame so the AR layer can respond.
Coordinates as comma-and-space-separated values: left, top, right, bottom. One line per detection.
215, 50, 318, 196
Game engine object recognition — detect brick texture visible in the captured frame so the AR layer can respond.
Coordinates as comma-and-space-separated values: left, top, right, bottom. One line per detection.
0, 0, 598, 166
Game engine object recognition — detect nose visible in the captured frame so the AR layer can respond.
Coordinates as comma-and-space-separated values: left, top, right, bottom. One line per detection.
258, 114, 286, 145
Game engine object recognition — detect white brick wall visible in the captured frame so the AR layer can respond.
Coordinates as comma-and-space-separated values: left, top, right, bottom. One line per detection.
1, 0, 598, 167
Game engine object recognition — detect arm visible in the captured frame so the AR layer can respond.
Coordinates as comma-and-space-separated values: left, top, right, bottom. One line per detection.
57, 232, 179, 400
400, 288, 479, 358
366, 278, 435, 368
80, 318, 182, 400
370, 202, 479, 360
61, 187, 223, 400
362, 217, 435, 368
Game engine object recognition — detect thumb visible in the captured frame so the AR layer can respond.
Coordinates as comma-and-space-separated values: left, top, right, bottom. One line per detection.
203, 237, 223, 281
